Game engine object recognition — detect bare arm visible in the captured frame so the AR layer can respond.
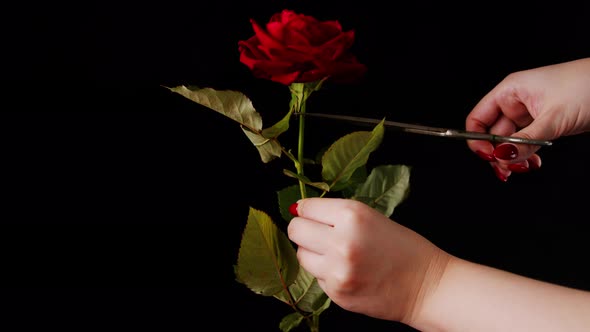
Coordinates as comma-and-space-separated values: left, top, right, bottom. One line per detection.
411, 256, 590, 332
288, 198, 590, 332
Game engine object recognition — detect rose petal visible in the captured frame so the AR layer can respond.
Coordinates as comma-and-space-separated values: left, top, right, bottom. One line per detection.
266, 21, 286, 42
258, 43, 313, 63
318, 30, 355, 60
251, 19, 284, 50
269, 72, 301, 85
239, 37, 269, 59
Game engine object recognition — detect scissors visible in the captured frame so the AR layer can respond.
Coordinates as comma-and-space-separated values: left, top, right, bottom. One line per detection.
298, 112, 553, 146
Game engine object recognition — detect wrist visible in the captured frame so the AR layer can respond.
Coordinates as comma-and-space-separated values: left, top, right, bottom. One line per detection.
402, 248, 453, 329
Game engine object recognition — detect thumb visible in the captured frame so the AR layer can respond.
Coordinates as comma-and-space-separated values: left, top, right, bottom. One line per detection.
504, 116, 559, 162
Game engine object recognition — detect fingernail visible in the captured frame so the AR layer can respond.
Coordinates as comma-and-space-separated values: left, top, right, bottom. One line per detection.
289, 202, 299, 216
508, 163, 529, 173
493, 144, 518, 160
475, 150, 496, 162
492, 164, 508, 182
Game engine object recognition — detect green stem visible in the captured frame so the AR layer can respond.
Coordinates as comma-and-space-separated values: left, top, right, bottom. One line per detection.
296, 100, 307, 199
306, 314, 319, 332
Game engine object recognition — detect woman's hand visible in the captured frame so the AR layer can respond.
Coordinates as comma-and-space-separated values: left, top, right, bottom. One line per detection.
466, 57, 590, 181
287, 198, 450, 324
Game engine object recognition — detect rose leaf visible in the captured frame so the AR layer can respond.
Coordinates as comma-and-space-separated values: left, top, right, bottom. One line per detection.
235, 207, 299, 296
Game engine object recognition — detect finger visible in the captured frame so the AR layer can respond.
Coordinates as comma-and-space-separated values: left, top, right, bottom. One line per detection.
493, 141, 543, 165
501, 154, 542, 172
492, 162, 511, 182
466, 88, 503, 133
495, 89, 535, 127
466, 88, 504, 155
296, 247, 327, 280
468, 114, 518, 161
507, 114, 558, 162
294, 197, 368, 227
493, 155, 542, 185
467, 138, 495, 161
488, 114, 517, 136
467, 114, 515, 162
487, 115, 537, 165
494, 97, 545, 163
472, 84, 545, 163
288, 217, 333, 254
527, 154, 542, 170
466, 83, 534, 156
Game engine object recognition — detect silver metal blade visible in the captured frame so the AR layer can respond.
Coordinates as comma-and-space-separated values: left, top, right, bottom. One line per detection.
300, 112, 553, 146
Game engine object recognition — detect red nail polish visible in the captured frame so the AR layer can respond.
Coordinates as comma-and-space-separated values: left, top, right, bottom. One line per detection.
492, 165, 508, 182
508, 164, 529, 173
475, 150, 496, 162
493, 144, 518, 160
289, 202, 299, 216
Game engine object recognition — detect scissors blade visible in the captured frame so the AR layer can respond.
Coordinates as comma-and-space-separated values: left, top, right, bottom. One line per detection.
300, 112, 553, 146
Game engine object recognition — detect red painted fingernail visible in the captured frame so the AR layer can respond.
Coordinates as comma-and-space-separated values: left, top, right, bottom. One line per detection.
493, 144, 518, 160
475, 150, 496, 162
508, 163, 529, 173
289, 202, 299, 216
492, 164, 508, 182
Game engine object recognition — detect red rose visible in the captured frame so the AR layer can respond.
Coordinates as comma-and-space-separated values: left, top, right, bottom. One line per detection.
238, 9, 367, 85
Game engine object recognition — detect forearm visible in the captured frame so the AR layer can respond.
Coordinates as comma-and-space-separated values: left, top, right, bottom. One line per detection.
411, 256, 590, 332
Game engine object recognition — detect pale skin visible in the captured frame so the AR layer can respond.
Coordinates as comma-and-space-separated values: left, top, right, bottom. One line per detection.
287, 58, 590, 331
466, 57, 590, 181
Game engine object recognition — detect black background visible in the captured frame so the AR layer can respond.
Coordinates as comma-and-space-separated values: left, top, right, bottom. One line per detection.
2, 1, 590, 331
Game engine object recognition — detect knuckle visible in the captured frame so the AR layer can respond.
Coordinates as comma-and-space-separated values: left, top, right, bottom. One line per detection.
338, 200, 366, 226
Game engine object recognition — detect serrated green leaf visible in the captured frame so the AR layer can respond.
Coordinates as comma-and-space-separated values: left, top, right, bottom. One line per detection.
167, 85, 282, 163
166, 85, 262, 130
313, 295, 332, 316
241, 128, 282, 163
279, 312, 305, 332
321, 120, 385, 191
277, 185, 320, 222
339, 165, 368, 198
353, 164, 411, 217
274, 266, 330, 313
235, 207, 299, 296
261, 108, 292, 139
